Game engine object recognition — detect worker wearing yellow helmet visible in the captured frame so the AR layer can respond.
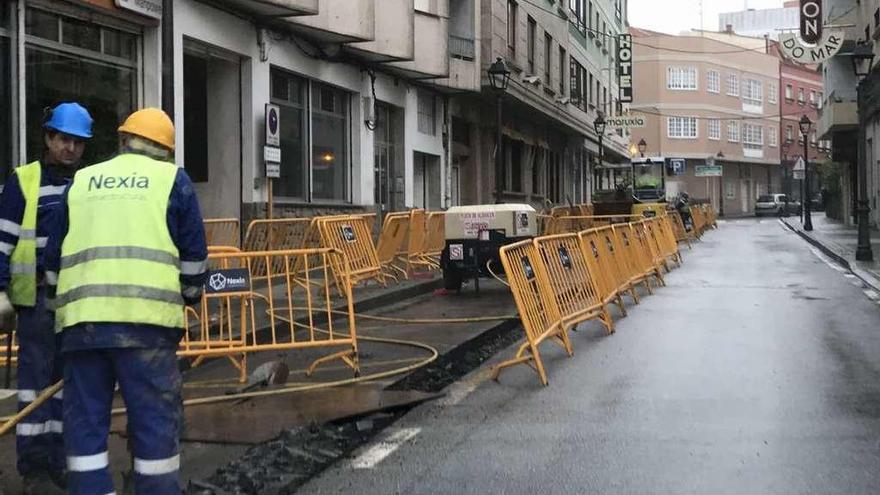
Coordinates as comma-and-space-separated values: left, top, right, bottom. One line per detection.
44, 108, 208, 495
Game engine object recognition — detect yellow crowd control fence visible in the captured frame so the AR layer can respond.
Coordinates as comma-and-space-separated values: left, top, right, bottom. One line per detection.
316, 215, 385, 289
496, 211, 716, 385
204, 218, 241, 249
179, 247, 359, 383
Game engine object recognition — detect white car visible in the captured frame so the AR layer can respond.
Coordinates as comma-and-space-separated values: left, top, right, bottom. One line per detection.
755, 194, 801, 217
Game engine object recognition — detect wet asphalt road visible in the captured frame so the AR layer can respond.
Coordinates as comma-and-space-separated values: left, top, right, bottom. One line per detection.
301, 218, 880, 494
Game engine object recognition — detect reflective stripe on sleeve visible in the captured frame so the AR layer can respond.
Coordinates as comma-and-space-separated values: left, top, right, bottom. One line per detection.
68, 451, 109, 472
0, 219, 20, 237
45, 271, 58, 285
39, 185, 68, 197
10, 263, 36, 275
0, 241, 13, 255
18, 229, 35, 241
17, 389, 37, 402
61, 246, 180, 270
180, 259, 208, 276
133, 454, 180, 476
36, 236, 48, 248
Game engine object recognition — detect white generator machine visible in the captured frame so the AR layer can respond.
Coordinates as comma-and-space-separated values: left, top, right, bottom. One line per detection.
440, 204, 538, 292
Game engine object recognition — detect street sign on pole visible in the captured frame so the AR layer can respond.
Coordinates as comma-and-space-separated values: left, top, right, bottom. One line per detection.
793, 156, 805, 180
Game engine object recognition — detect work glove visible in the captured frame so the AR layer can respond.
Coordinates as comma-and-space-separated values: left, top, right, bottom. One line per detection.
0, 292, 14, 333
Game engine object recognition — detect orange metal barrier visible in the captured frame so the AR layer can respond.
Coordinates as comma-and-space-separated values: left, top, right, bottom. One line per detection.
316, 215, 384, 288
0, 332, 17, 368
204, 218, 241, 249
628, 220, 666, 288
652, 216, 682, 267
493, 240, 571, 386
578, 228, 632, 313
534, 234, 613, 335
422, 212, 446, 268
690, 206, 708, 238
180, 248, 358, 383
668, 211, 694, 248
399, 209, 435, 273
376, 213, 410, 281
702, 204, 718, 229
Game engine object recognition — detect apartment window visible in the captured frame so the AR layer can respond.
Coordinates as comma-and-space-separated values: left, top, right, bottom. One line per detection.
769, 127, 777, 147
797, 87, 805, 104
810, 89, 817, 106
417, 90, 436, 135
668, 117, 698, 139
588, 1, 594, 34
544, 32, 552, 86
709, 119, 721, 141
742, 78, 763, 106
507, 1, 516, 56
768, 82, 777, 104
707, 70, 720, 93
708, 119, 721, 140
817, 91, 824, 109
667, 67, 697, 90
785, 125, 793, 142
727, 121, 740, 142
527, 16, 536, 74
726, 73, 739, 96
569, 57, 589, 112
742, 123, 763, 149
569, 0, 587, 34
785, 84, 793, 100
559, 47, 566, 94
810, 130, 817, 146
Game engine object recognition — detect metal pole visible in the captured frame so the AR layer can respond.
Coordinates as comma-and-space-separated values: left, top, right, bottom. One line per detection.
856, 84, 875, 261
804, 137, 813, 231
495, 94, 503, 204
718, 165, 725, 217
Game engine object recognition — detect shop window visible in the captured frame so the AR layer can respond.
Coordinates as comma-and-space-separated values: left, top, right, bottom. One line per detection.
183, 53, 209, 183
1, 4, 11, 175
270, 69, 308, 199
417, 90, 436, 135
311, 82, 349, 201
24, 8, 138, 165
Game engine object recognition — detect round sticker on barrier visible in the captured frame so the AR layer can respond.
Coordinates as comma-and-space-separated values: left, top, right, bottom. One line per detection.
449, 244, 464, 261
521, 256, 535, 280
558, 246, 572, 269
341, 225, 356, 243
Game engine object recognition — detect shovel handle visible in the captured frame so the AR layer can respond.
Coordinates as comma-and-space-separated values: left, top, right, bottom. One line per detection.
0, 380, 63, 437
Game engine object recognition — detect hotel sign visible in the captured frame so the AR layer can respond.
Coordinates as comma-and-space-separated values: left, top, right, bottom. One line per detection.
115, 0, 162, 19
617, 34, 633, 103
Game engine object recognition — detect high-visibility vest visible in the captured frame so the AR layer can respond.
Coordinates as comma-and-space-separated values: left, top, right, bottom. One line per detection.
8, 162, 41, 307
635, 174, 660, 188
55, 154, 184, 331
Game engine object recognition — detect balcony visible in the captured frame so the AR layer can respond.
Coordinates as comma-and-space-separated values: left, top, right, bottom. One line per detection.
215, 0, 319, 17
818, 91, 858, 138
386, 7, 449, 79
285, 0, 375, 44
347, 0, 414, 62
449, 35, 475, 60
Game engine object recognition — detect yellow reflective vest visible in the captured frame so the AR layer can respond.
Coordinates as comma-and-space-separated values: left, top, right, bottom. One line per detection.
55, 154, 185, 331
8, 162, 41, 307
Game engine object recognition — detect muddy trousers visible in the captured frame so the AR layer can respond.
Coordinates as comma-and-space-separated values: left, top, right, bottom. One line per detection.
63, 347, 182, 495
15, 288, 64, 477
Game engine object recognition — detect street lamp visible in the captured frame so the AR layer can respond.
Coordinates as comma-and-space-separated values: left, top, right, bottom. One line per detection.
594, 113, 606, 193
852, 41, 876, 261
716, 150, 725, 217
488, 58, 511, 203
799, 115, 813, 231
637, 138, 647, 157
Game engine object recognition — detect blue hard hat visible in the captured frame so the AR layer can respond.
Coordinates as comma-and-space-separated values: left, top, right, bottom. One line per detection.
43, 102, 93, 139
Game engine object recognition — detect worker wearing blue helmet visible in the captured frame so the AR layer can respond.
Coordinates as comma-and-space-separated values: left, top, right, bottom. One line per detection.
0, 102, 93, 494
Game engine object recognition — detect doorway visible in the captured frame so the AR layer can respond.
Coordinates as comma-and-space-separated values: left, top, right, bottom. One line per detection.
414, 152, 441, 210
183, 41, 244, 219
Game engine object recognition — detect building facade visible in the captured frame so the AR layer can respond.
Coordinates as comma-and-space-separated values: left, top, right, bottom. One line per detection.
629, 28, 781, 216
853, 0, 880, 229
1, 0, 631, 226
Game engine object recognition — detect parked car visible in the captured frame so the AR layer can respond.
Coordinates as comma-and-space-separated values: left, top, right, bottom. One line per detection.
755, 194, 801, 217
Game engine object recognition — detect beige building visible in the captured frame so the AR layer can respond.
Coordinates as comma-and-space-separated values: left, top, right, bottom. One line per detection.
629, 28, 781, 216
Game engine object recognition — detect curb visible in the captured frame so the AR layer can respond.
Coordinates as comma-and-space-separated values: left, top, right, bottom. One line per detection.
779, 218, 880, 293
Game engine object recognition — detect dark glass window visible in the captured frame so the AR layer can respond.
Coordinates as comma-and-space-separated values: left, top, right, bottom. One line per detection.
26, 9, 59, 41
183, 53, 209, 182
62, 17, 101, 52
270, 68, 308, 199
311, 82, 349, 201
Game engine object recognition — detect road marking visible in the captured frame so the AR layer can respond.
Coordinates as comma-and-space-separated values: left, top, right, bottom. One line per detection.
806, 246, 848, 273
437, 369, 492, 407
864, 290, 880, 301
351, 428, 421, 469
843, 273, 856, 279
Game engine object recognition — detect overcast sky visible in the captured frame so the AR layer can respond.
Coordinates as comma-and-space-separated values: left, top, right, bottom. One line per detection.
628, 0, 786, 35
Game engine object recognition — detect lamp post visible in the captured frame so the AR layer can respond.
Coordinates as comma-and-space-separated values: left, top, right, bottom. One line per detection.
799, 115, 813, 231
488, 57, 511, 203
716, 151, 725, 217
852, 41, 875, 261
594, 113, 606, 192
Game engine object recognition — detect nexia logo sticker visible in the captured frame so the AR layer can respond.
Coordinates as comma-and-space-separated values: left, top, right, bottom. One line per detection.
88, 173, 150, 191
205, 268, 250, 294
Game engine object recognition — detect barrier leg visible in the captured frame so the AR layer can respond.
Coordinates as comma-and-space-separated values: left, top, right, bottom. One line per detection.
305, 349, 359, 378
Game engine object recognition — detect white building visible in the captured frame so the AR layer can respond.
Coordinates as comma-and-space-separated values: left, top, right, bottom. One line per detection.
718, 1, 798, 40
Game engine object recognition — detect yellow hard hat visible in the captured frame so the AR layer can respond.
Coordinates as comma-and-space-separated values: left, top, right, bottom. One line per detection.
118, 108, 175, 150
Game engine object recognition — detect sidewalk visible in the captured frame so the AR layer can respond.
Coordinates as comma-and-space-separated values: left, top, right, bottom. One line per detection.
780, 212, 880, 292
